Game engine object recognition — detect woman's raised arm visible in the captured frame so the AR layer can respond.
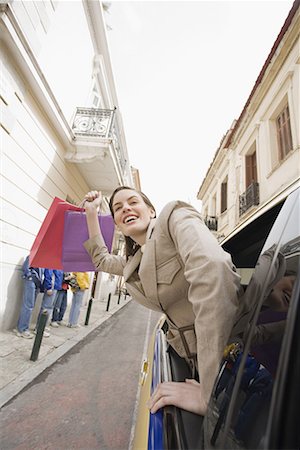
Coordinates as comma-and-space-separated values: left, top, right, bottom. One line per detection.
83, 190, 103, 239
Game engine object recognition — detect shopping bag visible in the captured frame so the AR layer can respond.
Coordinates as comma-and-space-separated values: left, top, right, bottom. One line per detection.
29, 197, 82, 269
62, 210, 115, 271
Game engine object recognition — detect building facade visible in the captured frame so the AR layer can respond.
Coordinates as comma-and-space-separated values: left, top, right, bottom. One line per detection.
198, 1, 300, 243
0, 0, 133, 330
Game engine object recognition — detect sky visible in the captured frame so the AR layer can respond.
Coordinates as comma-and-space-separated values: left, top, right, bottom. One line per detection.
105, 0, 294, 214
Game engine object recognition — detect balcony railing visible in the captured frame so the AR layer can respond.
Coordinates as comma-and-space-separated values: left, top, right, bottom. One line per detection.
72, 107, 115, 138
204, 215, 218, 231
239, 182, 260, 216
72, 107, 127, 171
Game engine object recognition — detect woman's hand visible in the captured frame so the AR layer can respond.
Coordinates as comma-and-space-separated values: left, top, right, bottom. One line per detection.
147, 379, 207, 416
83, 191, 103, 239
82, 191, 102, 212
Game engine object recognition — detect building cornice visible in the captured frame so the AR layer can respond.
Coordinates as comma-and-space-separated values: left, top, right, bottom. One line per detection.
223, 0, 300, 149
83, 0, 119, 110
83, 0, 133, 186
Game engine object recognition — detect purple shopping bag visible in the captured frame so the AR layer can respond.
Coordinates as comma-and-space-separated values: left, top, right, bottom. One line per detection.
62, 210, 115, 271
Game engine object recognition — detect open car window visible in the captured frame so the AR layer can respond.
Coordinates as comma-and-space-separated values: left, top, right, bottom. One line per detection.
203, 188, 300, 450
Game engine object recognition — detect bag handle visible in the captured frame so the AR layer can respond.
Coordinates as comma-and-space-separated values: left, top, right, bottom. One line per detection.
77, 199, 101, 216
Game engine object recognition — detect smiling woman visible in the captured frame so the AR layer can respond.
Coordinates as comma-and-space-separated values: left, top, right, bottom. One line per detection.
109, 186, 156, 257
83, 186, 243, 417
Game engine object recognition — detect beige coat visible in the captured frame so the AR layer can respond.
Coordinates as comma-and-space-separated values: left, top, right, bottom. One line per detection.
84, 201, 241, 403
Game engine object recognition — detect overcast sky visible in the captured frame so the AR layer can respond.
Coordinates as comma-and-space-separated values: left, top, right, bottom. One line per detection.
106, 0, 294, 213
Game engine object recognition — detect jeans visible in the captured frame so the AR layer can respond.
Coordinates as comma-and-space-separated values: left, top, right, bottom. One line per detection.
52, 290, 67, 322
37, 289, 57, 327
17, 279, 40, 332
68, 290, 84, 326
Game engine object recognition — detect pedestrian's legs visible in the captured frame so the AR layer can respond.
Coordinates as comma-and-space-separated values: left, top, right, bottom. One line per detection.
37, 290, 57, 327
17, 279, 39, 332
68, 290, 84, 326
58, 291, 68, 322
52, 291, 64, 322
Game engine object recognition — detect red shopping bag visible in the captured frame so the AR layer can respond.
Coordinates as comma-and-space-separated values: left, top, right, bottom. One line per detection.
29, 197, 82, 269
61, 210, 115, 271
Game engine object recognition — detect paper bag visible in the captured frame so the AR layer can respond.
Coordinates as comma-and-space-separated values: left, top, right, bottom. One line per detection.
61, 210, 115, 271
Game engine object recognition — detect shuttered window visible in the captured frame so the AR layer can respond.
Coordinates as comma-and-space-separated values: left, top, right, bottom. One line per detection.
246, 151, 257, 188
276, 105, 293, 160
221, 180, 227, 213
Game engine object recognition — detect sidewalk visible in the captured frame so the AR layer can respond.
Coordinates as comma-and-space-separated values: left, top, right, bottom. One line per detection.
0, 293, 130, 409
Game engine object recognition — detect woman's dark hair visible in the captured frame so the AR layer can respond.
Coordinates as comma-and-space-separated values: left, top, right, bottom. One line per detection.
109, 186, 156, 259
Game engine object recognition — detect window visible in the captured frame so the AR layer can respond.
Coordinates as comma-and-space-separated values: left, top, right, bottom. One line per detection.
221, 180, 227, 213
276, 104, 293, 161
245, 150, 257, 188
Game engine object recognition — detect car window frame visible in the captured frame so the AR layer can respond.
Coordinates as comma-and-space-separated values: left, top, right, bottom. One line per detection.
219, 188, 299, 449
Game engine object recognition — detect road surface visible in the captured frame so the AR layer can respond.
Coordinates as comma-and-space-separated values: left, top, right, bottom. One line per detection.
0, 301, 161, 450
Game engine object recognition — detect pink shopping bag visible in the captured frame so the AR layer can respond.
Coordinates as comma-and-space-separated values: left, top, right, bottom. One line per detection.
29, 197, 82, 269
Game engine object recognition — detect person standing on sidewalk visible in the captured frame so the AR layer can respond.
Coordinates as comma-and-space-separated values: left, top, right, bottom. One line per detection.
50, 272, 72, 327
67, 272, 90, 328
35, 269, 63, 337
14, 255, 44, 339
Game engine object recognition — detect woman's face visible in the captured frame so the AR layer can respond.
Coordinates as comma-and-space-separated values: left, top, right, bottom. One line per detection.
111, 189, 155, 244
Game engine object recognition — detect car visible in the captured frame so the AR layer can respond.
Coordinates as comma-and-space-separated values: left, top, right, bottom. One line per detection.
132, 187, 300, 450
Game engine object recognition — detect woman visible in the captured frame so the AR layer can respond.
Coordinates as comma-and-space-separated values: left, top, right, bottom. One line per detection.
83, 187, 242, 415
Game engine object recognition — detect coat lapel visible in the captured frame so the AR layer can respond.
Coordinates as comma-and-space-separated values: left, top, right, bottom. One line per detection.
138, 219, 159, 303
123, 248, 142, 282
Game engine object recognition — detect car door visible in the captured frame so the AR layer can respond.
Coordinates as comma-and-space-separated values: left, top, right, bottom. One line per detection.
202, 187, 299, 450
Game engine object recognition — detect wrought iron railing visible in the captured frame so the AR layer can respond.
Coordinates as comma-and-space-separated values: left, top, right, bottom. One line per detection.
72, 107, 115, 138
110, 113, 127, 171
239, 182, 260, 216
204, 216, 218, 231
72, 107, 127, 171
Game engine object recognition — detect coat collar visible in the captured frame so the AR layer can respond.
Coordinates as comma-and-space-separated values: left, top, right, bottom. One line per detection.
123, 218, 158, 304
123, 248, 142, 282
138, 218, 158, 302
139, 238, 158, 303
123, 218, 156, 282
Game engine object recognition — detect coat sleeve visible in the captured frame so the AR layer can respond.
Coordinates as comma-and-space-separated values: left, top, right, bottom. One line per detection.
166, 204, 241, 404
43, 269, 53, 290
84, 234, 126, 276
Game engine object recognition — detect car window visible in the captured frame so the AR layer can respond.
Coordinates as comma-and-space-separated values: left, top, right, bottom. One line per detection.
202, 189, 299, 450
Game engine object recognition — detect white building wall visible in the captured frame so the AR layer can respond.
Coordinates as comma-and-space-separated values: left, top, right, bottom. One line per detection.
0, 0, 124, 331
1, 45, 91, 330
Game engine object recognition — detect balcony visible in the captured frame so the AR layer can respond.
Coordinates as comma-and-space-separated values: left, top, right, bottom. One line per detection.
65, 107, 129, 192
239, 182, 260, 216
72, 107, 115, 138
204, 216, 218, 231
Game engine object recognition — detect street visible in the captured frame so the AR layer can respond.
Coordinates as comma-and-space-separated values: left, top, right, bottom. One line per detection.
0, 302, 161, 450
